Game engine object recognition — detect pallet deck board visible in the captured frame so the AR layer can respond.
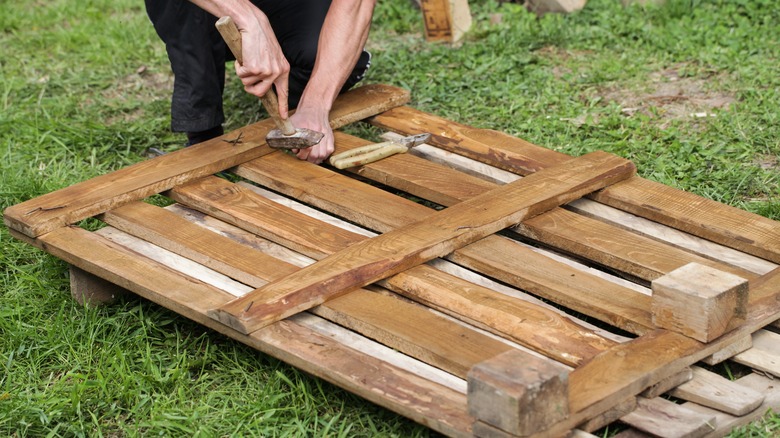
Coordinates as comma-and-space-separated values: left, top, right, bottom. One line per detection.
6, 84, 780, 437
370, 105, 780, 264
213, 151, 635, 334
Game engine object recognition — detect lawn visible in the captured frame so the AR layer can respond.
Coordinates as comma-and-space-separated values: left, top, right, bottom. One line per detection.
1, 0, 778, 436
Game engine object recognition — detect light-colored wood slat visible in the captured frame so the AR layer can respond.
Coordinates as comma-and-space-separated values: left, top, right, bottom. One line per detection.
385, 130, 777, 278
236, 143, 654, 335
444, 232, 654, 335
165, 204, 315, 268
566, 199, 777, 276
102, 202, 514, 378
592, 177, 780, 264
26, 225, 472, 437
99, 221, 474, 395
516, 208, 760, 283
369, 105, 780, 264
670, 366, 764, 416
620, 396, 716, 438
687, 373, 780, 438
2, 84, 409, 239
732, 329, 780, 378
212, 151, 636, 335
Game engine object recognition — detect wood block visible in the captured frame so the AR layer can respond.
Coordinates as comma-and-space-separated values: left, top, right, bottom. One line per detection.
69, 265, 128, 305
651, 263, 748, 342
467, 349, 569, 436
420, 0, 472, 43
525, 0, 587, 16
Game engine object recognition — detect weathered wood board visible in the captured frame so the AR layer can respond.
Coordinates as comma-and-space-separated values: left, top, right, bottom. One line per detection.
5, 84, 780, 437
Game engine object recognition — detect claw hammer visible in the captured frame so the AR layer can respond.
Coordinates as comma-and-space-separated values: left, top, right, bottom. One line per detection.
215, 16, 323, 150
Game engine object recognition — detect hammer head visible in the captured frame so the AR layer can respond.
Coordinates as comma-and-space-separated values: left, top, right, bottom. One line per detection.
266, 128, 324, 150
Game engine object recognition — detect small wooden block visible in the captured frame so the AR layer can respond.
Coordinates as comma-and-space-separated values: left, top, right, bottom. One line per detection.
525, 0, 587, 16
69, 265, 128, 305
420, 0, 472, 43
467, 349, 569, 436
651, 263, 747, 343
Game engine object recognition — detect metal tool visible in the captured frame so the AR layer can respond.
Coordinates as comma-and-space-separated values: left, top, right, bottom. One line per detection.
328, 133, 431, 169
215, 16, 324, 150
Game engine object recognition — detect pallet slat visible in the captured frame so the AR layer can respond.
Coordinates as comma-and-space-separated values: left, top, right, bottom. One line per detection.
2, 84, 410, 239
212, 151, 635, 334
369, 105, 780, 264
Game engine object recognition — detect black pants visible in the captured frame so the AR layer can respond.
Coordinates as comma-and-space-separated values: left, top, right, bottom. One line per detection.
145, 0, 370, 134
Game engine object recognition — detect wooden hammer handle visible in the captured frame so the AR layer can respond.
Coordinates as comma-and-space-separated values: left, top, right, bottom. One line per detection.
215, 16, 296, 136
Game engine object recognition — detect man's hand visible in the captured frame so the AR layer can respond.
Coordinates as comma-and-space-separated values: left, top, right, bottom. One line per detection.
189, 0, 291, 118
232, 11, 291, 118
289, 107, 334, 164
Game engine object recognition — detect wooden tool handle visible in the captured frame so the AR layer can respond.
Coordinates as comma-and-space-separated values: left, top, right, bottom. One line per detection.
215, 16, 296, 136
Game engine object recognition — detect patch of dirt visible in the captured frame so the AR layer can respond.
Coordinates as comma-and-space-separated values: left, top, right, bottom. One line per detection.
755, 154, 779, 171
600, 64, 736, 128
101, 66, 174, 124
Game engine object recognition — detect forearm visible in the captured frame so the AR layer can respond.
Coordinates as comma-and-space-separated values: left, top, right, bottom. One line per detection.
297, 0, 376, 113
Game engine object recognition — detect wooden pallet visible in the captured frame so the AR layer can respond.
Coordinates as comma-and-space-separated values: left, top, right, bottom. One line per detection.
5, 84, 780, 437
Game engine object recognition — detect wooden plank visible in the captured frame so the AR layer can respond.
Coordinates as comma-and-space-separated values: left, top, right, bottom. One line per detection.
103, 202, 514, 378
732, 329, 780, 378
168, 176, 368, 259
192, 184, 621, 366
641, 368, 692, 398
687, 373, 780, 438
236, 142, 654, 335
170, 177, 620, 366
211, 151, 636, 334
620, 396, 716, 438
386, 130, 777, 277
670, 366, 765, 417
333, 132, 760, 290
516, 208, 760, 283
2, 84, 409, 239
369, 105, 780, 264
29, 226, 473, 437
700, 333, 752, 365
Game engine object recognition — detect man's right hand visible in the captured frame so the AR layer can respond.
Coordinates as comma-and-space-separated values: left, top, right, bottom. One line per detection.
190, 0, 291, 118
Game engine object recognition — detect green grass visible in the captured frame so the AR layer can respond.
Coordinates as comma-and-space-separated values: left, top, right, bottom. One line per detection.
1, 0, 779, 436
